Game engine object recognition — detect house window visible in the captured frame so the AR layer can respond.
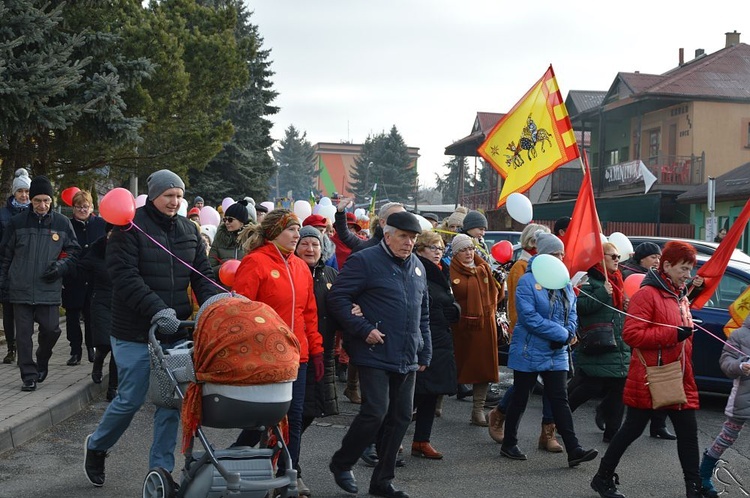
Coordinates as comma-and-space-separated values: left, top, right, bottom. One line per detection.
607, 149, 620, 165
648, 129, 660, 162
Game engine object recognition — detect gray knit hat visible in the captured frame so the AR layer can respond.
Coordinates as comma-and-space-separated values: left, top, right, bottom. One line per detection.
298, 225, 322, 243
12, 169, 31, 194
463, 210, 488, 231
147, 169, 185, 200
451, 233, 474, 254
535, 231, 564, 255
244, 197, 257, 223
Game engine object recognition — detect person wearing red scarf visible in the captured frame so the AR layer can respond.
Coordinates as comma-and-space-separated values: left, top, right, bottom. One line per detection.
568, 242, 629, 443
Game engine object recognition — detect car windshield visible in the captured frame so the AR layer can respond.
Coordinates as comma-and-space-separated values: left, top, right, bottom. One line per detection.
628, 237, 750, 265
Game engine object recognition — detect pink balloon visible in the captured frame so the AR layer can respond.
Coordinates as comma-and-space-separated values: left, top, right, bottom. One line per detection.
199, 206, 221, 226
623, 274, 645, 298
221, 197, 235, 213
135, 194, 147, 208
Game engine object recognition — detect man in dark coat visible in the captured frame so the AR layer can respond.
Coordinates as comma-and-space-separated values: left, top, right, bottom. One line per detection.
327, 211, 431, 498
83, 170, 218, 488
0, 176, 80, 392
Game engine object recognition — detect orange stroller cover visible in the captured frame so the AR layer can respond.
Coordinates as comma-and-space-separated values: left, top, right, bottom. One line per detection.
181, 294, 300, 452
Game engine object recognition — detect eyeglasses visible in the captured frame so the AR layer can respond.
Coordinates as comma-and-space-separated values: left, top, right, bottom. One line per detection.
423, 245, 444, 253
606, 254, 621, 261
222, 217, 236, 223
74, 205, 91, 211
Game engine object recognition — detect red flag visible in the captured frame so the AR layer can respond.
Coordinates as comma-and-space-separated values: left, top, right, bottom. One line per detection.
560, 157, 603, 277
691, 198, 750, 309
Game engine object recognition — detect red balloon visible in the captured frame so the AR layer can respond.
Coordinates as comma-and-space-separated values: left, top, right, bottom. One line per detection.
99, 188, 135, 225
61, 187, 80, 206
623, 273, 646, 298
491, 240, 514, 263
219, 259, 241, 287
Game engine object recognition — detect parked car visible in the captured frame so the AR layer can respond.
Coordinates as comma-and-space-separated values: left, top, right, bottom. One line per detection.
627, 236, 750, 264
484, 231, 522, 247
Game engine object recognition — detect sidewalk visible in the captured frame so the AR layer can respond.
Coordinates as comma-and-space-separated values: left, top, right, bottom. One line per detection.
0, 317, 109, 454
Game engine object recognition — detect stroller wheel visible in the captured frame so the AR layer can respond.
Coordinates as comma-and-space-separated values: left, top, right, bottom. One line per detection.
142, 467, 176, 498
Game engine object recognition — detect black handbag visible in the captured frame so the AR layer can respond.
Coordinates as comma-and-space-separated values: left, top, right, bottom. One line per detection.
578, 321, 618, 355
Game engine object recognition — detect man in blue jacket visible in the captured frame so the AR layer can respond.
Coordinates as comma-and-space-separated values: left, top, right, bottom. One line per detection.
327, 211, 431, 498
0, 176, 80, 392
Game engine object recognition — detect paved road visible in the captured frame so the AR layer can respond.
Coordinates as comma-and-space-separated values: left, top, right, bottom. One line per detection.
0, 373, 747, 498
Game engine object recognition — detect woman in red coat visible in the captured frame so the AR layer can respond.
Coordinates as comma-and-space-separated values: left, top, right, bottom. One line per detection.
591, 241, 702, 498
232, 208, 324, 490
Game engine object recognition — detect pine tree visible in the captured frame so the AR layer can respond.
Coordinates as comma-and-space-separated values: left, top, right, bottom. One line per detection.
435, 156, 470, 204
187, 0, 278, 204
349, 126, 415, 204
273, 125, 316, 200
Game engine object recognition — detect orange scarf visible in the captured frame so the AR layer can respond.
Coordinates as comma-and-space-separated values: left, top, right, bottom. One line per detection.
181, 296, 300, 453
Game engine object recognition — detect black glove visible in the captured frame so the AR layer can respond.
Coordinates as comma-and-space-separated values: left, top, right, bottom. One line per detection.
550, 341, 566, 350
151, 308, 180, 335
677, 326, 693, 342
41, 261, 62, 282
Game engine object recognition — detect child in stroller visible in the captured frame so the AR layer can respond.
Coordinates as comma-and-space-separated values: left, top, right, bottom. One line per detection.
143, 293, 301, 498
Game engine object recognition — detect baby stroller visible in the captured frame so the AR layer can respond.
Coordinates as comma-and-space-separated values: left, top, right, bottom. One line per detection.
143, 295, 301, 498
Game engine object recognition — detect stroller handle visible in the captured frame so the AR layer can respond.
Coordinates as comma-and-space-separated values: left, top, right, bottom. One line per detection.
148, 321, 195, 358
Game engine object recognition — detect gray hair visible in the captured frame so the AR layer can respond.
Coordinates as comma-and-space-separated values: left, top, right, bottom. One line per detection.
383, 224, 397, 236
378, 202, 404, 220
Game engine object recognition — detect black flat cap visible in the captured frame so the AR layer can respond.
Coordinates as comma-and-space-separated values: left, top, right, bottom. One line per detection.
422, 212, 439, 223
386, 211, 422, 234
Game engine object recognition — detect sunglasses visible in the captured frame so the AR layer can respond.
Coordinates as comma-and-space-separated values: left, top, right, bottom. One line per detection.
606, 253, 621, 261
222, 217, 236, 223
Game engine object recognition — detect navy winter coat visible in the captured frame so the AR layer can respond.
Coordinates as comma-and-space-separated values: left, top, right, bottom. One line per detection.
327, 240, 431, 374
62, 214, 107, 309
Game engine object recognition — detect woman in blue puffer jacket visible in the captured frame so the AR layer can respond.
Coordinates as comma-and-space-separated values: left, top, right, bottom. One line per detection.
500, 232, 598, 469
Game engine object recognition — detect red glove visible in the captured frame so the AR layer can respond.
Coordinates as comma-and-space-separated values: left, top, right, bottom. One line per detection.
311, 353, 324, 383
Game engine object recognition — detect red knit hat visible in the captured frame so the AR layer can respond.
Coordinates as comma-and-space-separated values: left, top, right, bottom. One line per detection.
188, 207, 201, 217
303, 214, 327, 227
345, 212, 362, 231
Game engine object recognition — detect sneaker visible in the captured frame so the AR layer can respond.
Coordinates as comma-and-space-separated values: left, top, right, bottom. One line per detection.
84, 434, 107, 487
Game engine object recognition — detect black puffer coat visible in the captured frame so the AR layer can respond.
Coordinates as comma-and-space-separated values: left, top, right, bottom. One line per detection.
78, 235, 113, 347
107, 200, 218, 343
62, 214, 107, 309
303, 259, 340, 419
415, 255, 460, 396
0, 209, 80, 305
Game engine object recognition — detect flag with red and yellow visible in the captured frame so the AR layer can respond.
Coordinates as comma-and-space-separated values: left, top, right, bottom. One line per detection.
478, 65, 580, 207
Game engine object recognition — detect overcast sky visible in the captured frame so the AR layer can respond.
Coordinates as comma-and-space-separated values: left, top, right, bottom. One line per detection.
247, 0, 748, 189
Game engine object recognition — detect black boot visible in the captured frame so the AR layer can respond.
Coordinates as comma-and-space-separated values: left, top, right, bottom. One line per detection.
591, 471, 625, 498
91, 349, 105, 384
685, 480, 702, 498
3, 342, 15, 364
106, 355, 118, 401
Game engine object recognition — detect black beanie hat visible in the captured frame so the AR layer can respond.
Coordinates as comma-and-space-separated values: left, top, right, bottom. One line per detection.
29, 175, 54, 200
633, 242, 661, 264
224, 200, 249, 225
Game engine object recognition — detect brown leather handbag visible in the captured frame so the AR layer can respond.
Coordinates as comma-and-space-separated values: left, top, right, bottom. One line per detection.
635, 344, 687, 409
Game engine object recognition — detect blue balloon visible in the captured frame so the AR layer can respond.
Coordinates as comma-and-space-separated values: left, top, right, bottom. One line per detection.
531, 254, 570, 290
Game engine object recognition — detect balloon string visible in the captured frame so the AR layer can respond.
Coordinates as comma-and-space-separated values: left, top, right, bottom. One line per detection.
129, 222, 229, 293
576, 288, 746, 356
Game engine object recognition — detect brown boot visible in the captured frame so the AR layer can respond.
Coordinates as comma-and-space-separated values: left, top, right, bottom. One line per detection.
470, 383, 489, 427
487, 407, 505, 443
343, 364, 361, 404
411, 441, 443, 459
538, 422, 563, 453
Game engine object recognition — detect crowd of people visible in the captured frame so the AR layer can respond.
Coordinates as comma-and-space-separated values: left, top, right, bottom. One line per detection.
0, 167, 747, 498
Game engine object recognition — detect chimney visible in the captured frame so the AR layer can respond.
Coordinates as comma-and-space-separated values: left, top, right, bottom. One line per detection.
695, 48, 705, 58
679, 48, 684, 65
726, 30, 741, 47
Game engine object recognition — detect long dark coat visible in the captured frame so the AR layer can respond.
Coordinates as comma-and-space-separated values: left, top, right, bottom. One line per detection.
78, 235, 112, 347
62, 214, 106, 309
303, 259, 339, 418
415, 255, 459, 396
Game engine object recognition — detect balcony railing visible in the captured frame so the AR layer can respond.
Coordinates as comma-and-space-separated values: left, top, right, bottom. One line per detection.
601, 153, 704, 192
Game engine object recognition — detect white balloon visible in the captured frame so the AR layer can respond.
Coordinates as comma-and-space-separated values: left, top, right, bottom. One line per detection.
199, 206, 221, 226
609, 232, 634, 257
354, 208, 365, 218
413, 214, 433, 232
293, 200, 312, 220
318, 197, 332, 206
600, 233, 609, 244
178, 198, 188, 217
135, 194, 147, 208
506, 193, 533, 224
260, 201, 275, 213
319, 205, 336, 221
312, 204, 321, 215
221, 197, 235, 213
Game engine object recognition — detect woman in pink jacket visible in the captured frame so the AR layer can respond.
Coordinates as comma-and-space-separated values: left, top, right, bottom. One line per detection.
232, 208, 324, 491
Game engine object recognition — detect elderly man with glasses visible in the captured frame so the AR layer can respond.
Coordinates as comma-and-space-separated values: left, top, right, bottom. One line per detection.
0, 176, 80, 392
63, 190, 107, 366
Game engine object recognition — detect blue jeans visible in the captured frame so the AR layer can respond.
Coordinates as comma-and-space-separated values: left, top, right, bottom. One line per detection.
87, 337, 180, 471
498, 382, 554, 424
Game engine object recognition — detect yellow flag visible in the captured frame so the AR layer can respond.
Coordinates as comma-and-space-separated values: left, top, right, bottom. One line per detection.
724, 286, 750, 336
478, 65, 580, 207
